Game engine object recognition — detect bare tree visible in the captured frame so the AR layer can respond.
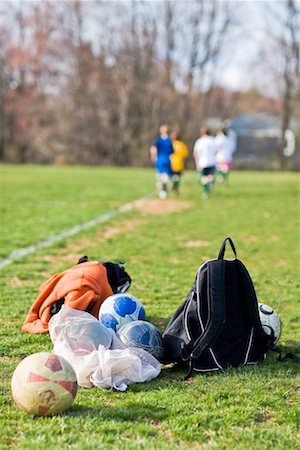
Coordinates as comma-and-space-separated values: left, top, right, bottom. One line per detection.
279, 0, 300, 169
263, 0, 300, 169
174, 0, 234, 136
2, 0, 274, 167
0, 2, 8, 160
164, 0, 175, 88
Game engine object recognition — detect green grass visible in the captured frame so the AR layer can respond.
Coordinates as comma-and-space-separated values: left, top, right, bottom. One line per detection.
0, 165, 299, 449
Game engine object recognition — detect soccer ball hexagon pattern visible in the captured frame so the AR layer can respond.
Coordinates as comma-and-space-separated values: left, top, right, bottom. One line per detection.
99, 293, 146, 332
11, 352, 77, 416
117, 320, 165, 361
258, 303, 282, 343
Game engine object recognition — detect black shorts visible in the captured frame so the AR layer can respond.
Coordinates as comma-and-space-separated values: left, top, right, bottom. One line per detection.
201, 166, 216, 176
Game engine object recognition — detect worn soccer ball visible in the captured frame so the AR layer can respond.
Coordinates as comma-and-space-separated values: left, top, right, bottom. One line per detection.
117, 320, 165, 361
63, 320, 112, 354
258, 303, 282, 343
99, 293, 146, 332
11, 352, 77, 416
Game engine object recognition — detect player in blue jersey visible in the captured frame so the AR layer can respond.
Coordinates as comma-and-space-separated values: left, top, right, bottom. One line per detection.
149, 124, 174, 199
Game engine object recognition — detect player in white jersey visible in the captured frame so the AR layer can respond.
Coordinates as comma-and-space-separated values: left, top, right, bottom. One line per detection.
215, 129, 235, 184
193, 127, 217, 199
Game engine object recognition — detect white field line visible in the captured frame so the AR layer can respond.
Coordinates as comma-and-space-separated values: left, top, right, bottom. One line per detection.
0, 194, 153, 270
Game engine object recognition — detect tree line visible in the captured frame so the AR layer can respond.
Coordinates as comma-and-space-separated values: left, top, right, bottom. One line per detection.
0, 0, 299, 168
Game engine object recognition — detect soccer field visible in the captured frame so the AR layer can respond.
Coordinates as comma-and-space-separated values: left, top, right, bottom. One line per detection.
0, 165, 299, 449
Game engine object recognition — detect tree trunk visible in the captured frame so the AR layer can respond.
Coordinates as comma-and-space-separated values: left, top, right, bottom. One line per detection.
279, 63, 292, 170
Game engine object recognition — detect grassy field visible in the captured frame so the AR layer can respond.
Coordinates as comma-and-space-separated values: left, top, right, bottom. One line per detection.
0, 164, 299, 450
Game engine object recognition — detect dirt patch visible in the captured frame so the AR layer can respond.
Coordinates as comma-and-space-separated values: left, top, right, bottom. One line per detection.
168, 256, 182, 264
183, 240, 210, 248
276, 259, 287, 267
40, 254, 60, 263
37, 220, 144, 266
101, 219, 143, 239
0, 356, 11, 362
268, 235, 279, 242
72, 219, 143, 248
27, 200, 191, 274
33, 271, 52, 278
137, 199, 192, 215
244, 235, 258, 243
58, 253, 82, 264
8, 276, 23, 288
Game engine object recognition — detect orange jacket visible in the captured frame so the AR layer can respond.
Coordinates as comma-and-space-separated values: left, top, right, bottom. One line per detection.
22, 261, 113, 334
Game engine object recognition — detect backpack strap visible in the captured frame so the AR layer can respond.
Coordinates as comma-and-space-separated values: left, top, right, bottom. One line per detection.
183, 259, 226, 379
218, 237, 237, 260
236, 260, 269, 347
268, 341, 300, 363
78, 255, 89, 264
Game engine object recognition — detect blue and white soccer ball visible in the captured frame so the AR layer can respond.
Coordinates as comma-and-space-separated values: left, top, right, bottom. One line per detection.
99, 293, 146, 332
258, 303, 282, 343
117, 320, 165, 361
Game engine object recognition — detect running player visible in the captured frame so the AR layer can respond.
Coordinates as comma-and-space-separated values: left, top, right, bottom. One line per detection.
149, 124, 174, 199
215, 128, 235, 184
193, 127, 217, 199
170, 130, 189, 196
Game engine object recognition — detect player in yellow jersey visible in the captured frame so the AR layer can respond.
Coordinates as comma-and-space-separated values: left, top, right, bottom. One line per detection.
170, 130, 189, 196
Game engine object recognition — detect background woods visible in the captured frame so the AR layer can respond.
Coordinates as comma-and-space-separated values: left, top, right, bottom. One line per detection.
0, 0, 299, 167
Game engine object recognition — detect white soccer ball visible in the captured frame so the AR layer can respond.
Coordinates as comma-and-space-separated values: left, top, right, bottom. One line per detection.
258, 303, 282, 343
11, 352, 77, 416
99, 293, 146, 332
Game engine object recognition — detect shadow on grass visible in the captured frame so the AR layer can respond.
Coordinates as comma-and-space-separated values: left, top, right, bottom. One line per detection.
155, 352, 300, 385
131, 314, 300, 386
53, 352, 300, 419
283, 340, 300, 354
65, 403, 169, 421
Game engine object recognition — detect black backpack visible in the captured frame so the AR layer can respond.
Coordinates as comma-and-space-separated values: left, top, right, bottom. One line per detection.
162, 237, 298, 378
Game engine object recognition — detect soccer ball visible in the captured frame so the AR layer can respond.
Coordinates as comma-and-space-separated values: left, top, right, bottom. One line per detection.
117, 320, 165, 361
62, 320, 112, 354
258, 303, 282, 343
99, 293, 146, 332
11, 352, 77, 416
